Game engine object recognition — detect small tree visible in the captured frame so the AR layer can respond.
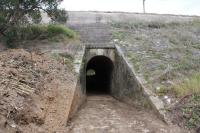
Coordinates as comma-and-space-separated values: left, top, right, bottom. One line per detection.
0, 0, 68, 37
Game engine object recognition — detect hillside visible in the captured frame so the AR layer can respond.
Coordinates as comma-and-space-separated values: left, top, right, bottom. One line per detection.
67, 11, 200, 132
0, 11, 200, 132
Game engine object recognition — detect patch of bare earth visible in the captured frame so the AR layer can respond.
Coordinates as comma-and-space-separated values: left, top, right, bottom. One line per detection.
0, 49, 76, 133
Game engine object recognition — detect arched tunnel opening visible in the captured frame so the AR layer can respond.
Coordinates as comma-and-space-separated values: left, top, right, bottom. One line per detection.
86, 56, 114, 95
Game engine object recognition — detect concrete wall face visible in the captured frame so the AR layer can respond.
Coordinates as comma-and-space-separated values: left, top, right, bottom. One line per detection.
83, 48, 115, 93
85, 48, 115, 65
69, 48, 115, 119
83, 47, 149, 108
111, 49, 150, 108
68, 47, 87, 119
69, 46, 151, 119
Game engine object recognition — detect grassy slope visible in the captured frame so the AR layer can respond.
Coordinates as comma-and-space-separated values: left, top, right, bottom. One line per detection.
111, 19, 200, 131
111, 20, 200, 96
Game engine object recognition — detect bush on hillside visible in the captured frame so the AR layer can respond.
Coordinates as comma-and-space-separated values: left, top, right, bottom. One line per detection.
47, 24, 76, 38
4, 24, 76, 47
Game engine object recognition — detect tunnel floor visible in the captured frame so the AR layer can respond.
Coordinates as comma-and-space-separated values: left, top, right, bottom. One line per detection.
66, 95, 179, 133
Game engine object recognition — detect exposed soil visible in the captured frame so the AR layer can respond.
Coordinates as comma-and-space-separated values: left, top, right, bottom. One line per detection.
66, 95, 183, 133
0, 49, 76, 133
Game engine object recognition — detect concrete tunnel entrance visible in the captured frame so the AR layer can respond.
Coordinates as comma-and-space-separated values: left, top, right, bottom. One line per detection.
86, 56, 114, 94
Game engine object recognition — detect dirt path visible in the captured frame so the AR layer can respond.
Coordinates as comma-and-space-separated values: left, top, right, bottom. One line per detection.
66, 95, 181, 133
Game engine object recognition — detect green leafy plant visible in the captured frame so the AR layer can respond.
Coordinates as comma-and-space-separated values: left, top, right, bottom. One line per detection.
4, 24, 76, 47
47, 24, 76, 38
0, 0, 68, 45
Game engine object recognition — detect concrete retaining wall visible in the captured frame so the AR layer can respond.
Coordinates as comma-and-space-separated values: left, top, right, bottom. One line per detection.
68, 46, 87, 120
68, 45, 167, 122
111, 46, 151, 108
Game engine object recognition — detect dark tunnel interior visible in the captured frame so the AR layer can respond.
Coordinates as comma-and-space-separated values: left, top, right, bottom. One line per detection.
86, 56, 114, 95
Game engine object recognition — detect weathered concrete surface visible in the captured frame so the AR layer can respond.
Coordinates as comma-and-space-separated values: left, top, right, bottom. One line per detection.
65, 11, 199, 131
68, 46, 116, 119
68, 23, 112, 43
68, 45, 169, 124
68, 46, 87, 120
66, 95, 182, 133
113, 46, 169, 122
85, 47, 115, 65
67, 11, 198, 25
111, 46, 150, 108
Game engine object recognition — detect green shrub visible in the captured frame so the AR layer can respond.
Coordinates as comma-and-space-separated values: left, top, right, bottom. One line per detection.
47, 24, 76, 38
29, 25, 48, 39
4, 27, 18, 48
3, 24, 76, 47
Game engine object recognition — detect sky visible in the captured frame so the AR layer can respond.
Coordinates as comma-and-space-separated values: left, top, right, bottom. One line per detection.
60, 0, 200, 16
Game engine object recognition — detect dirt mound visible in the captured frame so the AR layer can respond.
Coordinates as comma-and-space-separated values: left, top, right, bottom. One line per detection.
0, 49, 76, 133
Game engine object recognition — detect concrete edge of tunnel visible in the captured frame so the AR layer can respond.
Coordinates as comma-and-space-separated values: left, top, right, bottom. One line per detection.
66, 45, 87, 123
67, 44, 174, 127
115, 45, 172, 125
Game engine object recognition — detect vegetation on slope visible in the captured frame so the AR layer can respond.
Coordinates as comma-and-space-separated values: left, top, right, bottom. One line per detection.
0, 0, 68, 36
172, 74, 200, 97
0, 0, 77, 48
111, 19, 200, 95
3, 24, 77, 47
169, 75, 200, 131
111, 19, 200, 131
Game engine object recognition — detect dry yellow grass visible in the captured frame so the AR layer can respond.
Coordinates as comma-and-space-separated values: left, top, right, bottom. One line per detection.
172, 74, 200, 97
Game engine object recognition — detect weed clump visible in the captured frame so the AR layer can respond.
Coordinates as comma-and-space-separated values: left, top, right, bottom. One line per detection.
172, 74, 200, 97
